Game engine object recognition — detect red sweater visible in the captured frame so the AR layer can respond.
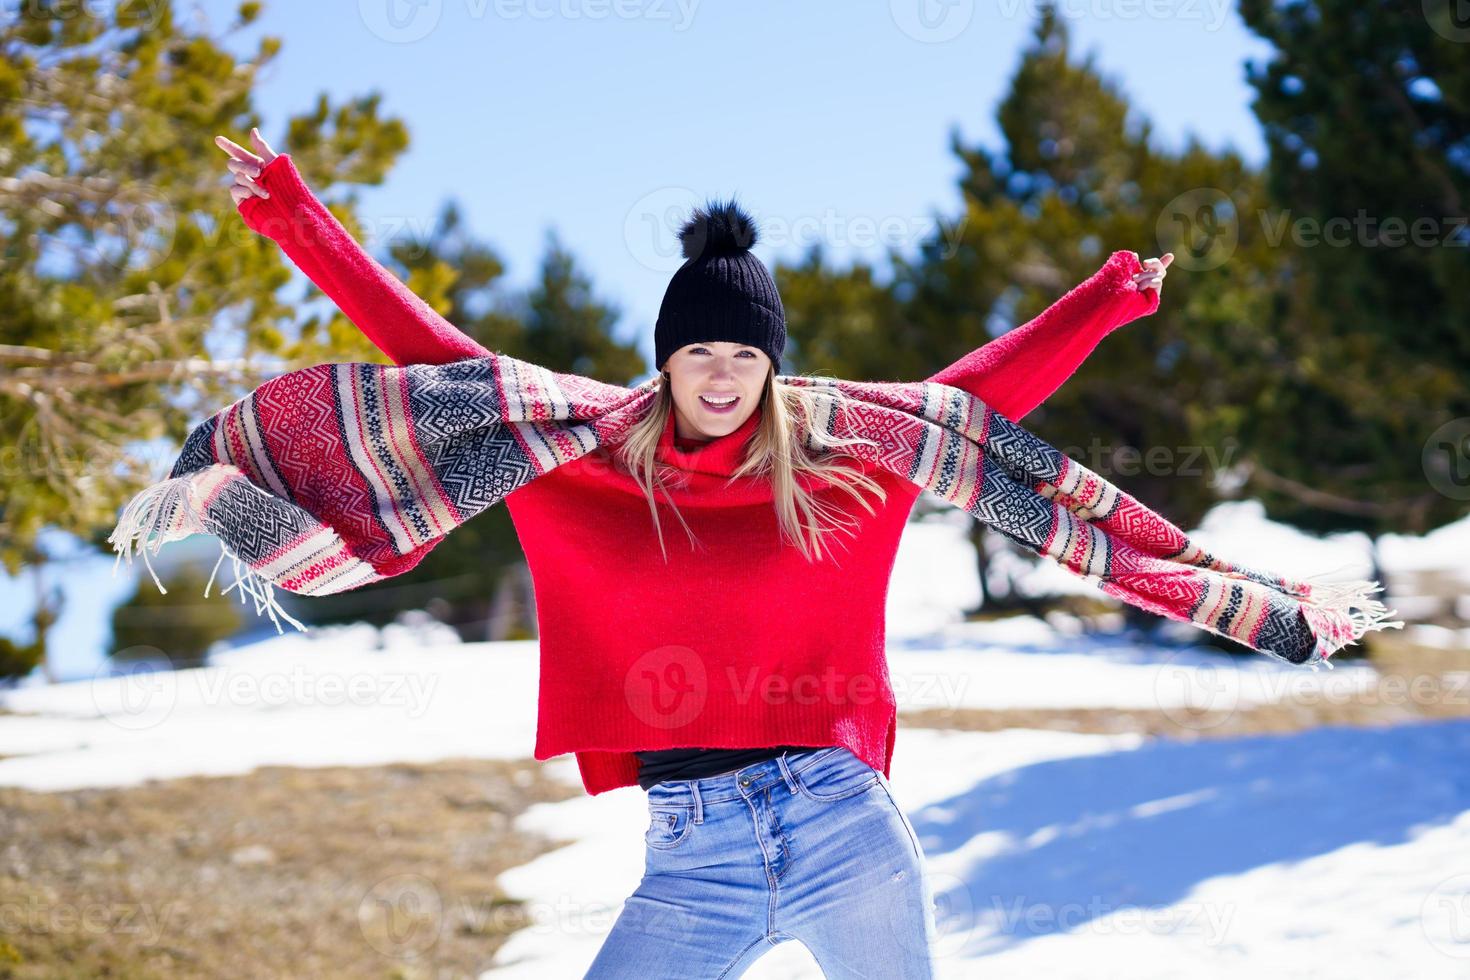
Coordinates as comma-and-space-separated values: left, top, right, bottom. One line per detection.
238, 155, 1159, 794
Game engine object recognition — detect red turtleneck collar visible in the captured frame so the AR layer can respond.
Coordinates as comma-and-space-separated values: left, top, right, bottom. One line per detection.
657, 404, 762, 477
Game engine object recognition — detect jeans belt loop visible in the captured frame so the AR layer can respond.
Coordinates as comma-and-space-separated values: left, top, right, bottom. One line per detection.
776, 753, 799, 794
691, 779, 704, 823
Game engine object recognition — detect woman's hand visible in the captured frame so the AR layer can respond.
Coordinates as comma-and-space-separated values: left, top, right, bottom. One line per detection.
1128, 252, 1173, 296
214, 127, 280, 206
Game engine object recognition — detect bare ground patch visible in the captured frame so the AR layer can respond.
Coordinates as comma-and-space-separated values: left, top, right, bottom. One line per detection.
0, 758, 581, 979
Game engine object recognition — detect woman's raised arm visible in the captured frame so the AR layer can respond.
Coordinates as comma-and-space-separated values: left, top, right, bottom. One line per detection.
924, 250, 1169, 422
218, 130, 490, 368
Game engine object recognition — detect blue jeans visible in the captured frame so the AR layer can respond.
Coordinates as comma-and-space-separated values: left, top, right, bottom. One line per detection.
585, 746, 937, 978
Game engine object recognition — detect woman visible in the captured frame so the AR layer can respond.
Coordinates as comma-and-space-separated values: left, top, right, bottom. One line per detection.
216, 128, 1170, 978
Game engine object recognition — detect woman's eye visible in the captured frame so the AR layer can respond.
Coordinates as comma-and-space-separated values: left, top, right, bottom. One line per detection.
687, 347, 756, 358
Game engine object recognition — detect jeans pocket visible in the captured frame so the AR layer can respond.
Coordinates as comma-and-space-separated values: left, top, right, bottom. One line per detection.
792, 747, 880, 802
645, 804, 695, 850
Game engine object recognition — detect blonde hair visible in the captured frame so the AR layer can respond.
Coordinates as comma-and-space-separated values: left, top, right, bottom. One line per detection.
614, 366, 889, 563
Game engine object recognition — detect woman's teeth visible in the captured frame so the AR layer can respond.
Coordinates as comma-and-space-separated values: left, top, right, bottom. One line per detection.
699, 394, 739, 411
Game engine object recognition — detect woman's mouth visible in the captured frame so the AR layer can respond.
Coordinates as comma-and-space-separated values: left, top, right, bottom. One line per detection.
698, 393, 740, 414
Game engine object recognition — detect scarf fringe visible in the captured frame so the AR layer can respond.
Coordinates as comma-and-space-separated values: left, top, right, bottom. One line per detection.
1297, 573, 1405, 672
108, 474, 309, 636
200, 539, 309, 635
107, 475, 202, 595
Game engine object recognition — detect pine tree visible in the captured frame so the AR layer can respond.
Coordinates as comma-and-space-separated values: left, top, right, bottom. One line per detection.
1235, 0, 1469, 560
1, 2, 418, 678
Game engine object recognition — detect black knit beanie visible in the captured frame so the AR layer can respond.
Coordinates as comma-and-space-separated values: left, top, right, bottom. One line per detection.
654, 197, 786, 374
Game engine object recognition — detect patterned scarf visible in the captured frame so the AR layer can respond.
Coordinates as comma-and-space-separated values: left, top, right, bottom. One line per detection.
108, 353, 1401, 669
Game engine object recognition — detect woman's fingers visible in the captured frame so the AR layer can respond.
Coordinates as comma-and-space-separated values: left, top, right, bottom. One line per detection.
226, 158, 268, 196
225, 162, 269, 200
241, 174, 269, 199
226, 158, 261, 180
216, 134, 273, 201
1129, 253, 1174, 293
215, 128, 278, 163
215, 134, 263, 167
248, 126, 278, 161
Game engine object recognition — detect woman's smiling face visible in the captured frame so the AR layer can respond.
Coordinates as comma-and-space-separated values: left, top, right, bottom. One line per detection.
663, 341, 771, 442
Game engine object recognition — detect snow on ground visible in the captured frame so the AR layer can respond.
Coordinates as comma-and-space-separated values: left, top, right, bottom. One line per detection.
0, 623, 542, 792
485, 720, 1470, 979
887, 615, 1382, 713
888, 723, 1470, 980
2, 503, 1467, 976
0, 616, 1379, 795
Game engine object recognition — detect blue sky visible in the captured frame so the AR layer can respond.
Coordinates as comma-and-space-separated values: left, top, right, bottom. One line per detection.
7, 0, 1277, 681
201, 0, 1273, 374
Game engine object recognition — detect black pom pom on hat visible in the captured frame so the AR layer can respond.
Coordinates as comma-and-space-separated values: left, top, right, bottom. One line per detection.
677, 198, 761, 260
655, 195, 787, 374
